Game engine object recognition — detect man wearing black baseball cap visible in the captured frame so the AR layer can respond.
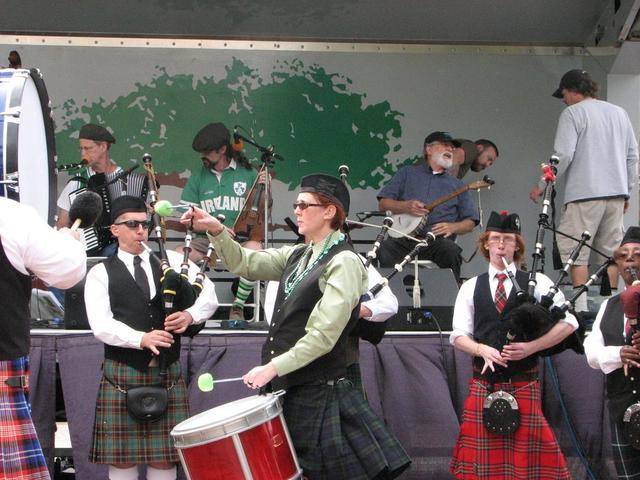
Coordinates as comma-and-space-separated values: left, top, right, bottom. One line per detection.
530, 69, 639, 311
376, 130, 480, 282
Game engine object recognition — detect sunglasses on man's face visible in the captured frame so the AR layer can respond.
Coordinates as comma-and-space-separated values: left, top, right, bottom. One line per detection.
114, 220, 150, 229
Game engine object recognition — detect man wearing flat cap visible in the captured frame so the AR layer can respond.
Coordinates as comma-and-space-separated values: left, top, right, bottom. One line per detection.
585, 226, 640, 477
84, 196, 218, 480
450, 211, 576, 478
180, 122, 262, 322
56, 123, 148, 257
377, 130, 480, 283
530, 69, 639, 312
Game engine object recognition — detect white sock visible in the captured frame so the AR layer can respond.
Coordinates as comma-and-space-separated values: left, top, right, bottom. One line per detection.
109, 465, 138, 480
573, 288, 588, 312
147, 466, 177, 480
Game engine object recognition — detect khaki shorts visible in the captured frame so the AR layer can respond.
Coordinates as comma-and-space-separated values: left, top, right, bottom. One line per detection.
556, 198, 624, 265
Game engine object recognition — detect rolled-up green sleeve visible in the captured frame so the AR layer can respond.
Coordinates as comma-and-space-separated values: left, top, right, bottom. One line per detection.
271, 251, 368, 376
207, 229, 294, 282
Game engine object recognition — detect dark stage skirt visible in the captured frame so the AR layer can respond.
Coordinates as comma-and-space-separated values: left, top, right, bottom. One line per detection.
89, 359, 189, 465
282, 378, 411, 479
450, 377, 570, 480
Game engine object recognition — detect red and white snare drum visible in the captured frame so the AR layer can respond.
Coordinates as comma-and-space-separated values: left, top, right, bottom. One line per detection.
171, 394, 302, 480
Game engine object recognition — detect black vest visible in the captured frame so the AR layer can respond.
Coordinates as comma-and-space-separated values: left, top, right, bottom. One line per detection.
0, 237, 32, 360
265, 240, 361, 390
103, 255, 180, 371
472, 270, 538, 375
600, 294, 640, 422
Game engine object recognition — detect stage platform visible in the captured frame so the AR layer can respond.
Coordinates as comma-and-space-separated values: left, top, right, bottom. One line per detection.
27, 329, 616, 479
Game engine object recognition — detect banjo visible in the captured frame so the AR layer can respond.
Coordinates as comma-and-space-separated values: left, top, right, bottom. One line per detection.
387, 176, 494, 238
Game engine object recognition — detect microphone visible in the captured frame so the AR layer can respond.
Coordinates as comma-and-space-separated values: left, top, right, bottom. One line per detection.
359, 210, 393, 218
68, 191, 103, 231
57, 159, 88, 172
338, 165, 350, 181
232, 126, 244, 152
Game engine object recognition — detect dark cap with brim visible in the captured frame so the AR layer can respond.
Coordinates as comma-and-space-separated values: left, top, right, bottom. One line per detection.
110, 195, 147, 223
192, 123, 230, 152
552, 69, 591, 98
486, 210, 521, 234
300, 174, 350, 215
620, 226, 640, 247
424, 131, 461, 147
79, 124, 116, 144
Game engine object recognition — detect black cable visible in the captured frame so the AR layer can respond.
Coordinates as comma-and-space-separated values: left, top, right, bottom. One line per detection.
545, 356, 598, 480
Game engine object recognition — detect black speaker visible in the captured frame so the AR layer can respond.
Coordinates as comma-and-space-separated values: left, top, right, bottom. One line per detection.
64, 257, 106, 329
380, 267, 458, 331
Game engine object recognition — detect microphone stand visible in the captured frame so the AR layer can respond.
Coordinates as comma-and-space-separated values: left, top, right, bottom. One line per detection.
528, 156, 559, 297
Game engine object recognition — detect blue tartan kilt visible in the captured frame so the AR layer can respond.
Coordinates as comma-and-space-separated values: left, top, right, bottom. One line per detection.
282, 378, 411, 480
89, 359, 189, 465
0, 357, 50, 480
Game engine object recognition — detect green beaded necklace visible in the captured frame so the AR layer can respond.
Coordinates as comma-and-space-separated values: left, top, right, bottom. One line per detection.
283, 231, 345, 298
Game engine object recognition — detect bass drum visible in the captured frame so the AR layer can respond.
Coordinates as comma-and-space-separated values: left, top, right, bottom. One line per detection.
0, 68, 56, 225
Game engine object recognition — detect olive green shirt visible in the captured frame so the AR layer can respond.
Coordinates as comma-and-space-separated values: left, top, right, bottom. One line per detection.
207, 229, 367, 376
455, 139, 478, 179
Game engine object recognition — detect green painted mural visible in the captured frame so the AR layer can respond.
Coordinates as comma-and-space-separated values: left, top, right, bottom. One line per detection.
55, 58, 418, 190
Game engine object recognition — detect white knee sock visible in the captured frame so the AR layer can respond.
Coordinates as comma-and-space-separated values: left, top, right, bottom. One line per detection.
147, 465, 177, 480
109, 465, 138, 480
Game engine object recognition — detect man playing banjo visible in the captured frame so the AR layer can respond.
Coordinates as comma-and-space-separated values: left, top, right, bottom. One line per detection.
376, 131, 479, 283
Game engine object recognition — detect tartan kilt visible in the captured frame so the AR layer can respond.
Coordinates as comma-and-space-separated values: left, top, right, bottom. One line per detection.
89, 359, 189, 465
0, 357, 50, 480
610, 417, 640, 478
450, 378, 570, 480
282, 378, 411, 480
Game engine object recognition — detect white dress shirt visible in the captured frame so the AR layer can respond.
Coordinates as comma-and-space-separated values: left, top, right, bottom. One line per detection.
450, 262, 579, 345
584, 297, 626, 374
0, 197, 86, 288
84, 248, 218, 349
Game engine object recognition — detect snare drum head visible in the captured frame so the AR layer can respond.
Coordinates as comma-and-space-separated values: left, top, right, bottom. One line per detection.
0, 69, 56, 225
172, 394, 280, 438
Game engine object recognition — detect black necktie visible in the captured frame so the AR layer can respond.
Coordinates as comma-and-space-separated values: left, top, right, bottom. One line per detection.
133, 255, 150, 299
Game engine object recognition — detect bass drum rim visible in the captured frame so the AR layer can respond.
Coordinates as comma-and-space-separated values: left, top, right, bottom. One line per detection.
3, 68, 56, 225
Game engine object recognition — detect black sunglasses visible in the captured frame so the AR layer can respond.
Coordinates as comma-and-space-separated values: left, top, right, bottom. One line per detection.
114, 220, 150, 229
293, 201, 326, 211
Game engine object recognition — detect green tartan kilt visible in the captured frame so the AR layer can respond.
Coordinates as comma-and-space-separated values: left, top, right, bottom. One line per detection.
89, 359, 189, 465
282, 378, 411, 480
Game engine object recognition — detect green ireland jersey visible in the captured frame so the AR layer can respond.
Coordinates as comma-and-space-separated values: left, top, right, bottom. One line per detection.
181, 160, 258, 226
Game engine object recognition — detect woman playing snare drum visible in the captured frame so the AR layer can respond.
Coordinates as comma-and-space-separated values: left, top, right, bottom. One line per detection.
182, 173, 410, 479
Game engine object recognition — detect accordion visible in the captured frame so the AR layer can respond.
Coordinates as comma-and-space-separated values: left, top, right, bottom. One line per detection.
68, 168, 148, 255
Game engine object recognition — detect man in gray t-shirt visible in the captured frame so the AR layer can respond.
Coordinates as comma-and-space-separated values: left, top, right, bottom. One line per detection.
529, 69, 639, 310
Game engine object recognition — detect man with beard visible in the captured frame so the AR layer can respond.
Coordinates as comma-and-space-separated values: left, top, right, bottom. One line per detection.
377, 131, 479, 282
180, 122, 260, 322
450, 138, 499, 179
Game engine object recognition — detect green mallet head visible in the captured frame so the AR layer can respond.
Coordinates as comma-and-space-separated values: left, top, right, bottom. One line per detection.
154, 199, 174, 217
197, 373, 214, 392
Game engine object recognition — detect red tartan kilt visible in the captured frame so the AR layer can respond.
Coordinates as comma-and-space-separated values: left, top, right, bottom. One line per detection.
450, 378, 570, 480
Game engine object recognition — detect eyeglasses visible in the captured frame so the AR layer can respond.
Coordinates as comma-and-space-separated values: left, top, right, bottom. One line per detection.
614, 250, 640, 261
114, 220, 150, 229
487, 237, 517, 245
293, 201, 326, 211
